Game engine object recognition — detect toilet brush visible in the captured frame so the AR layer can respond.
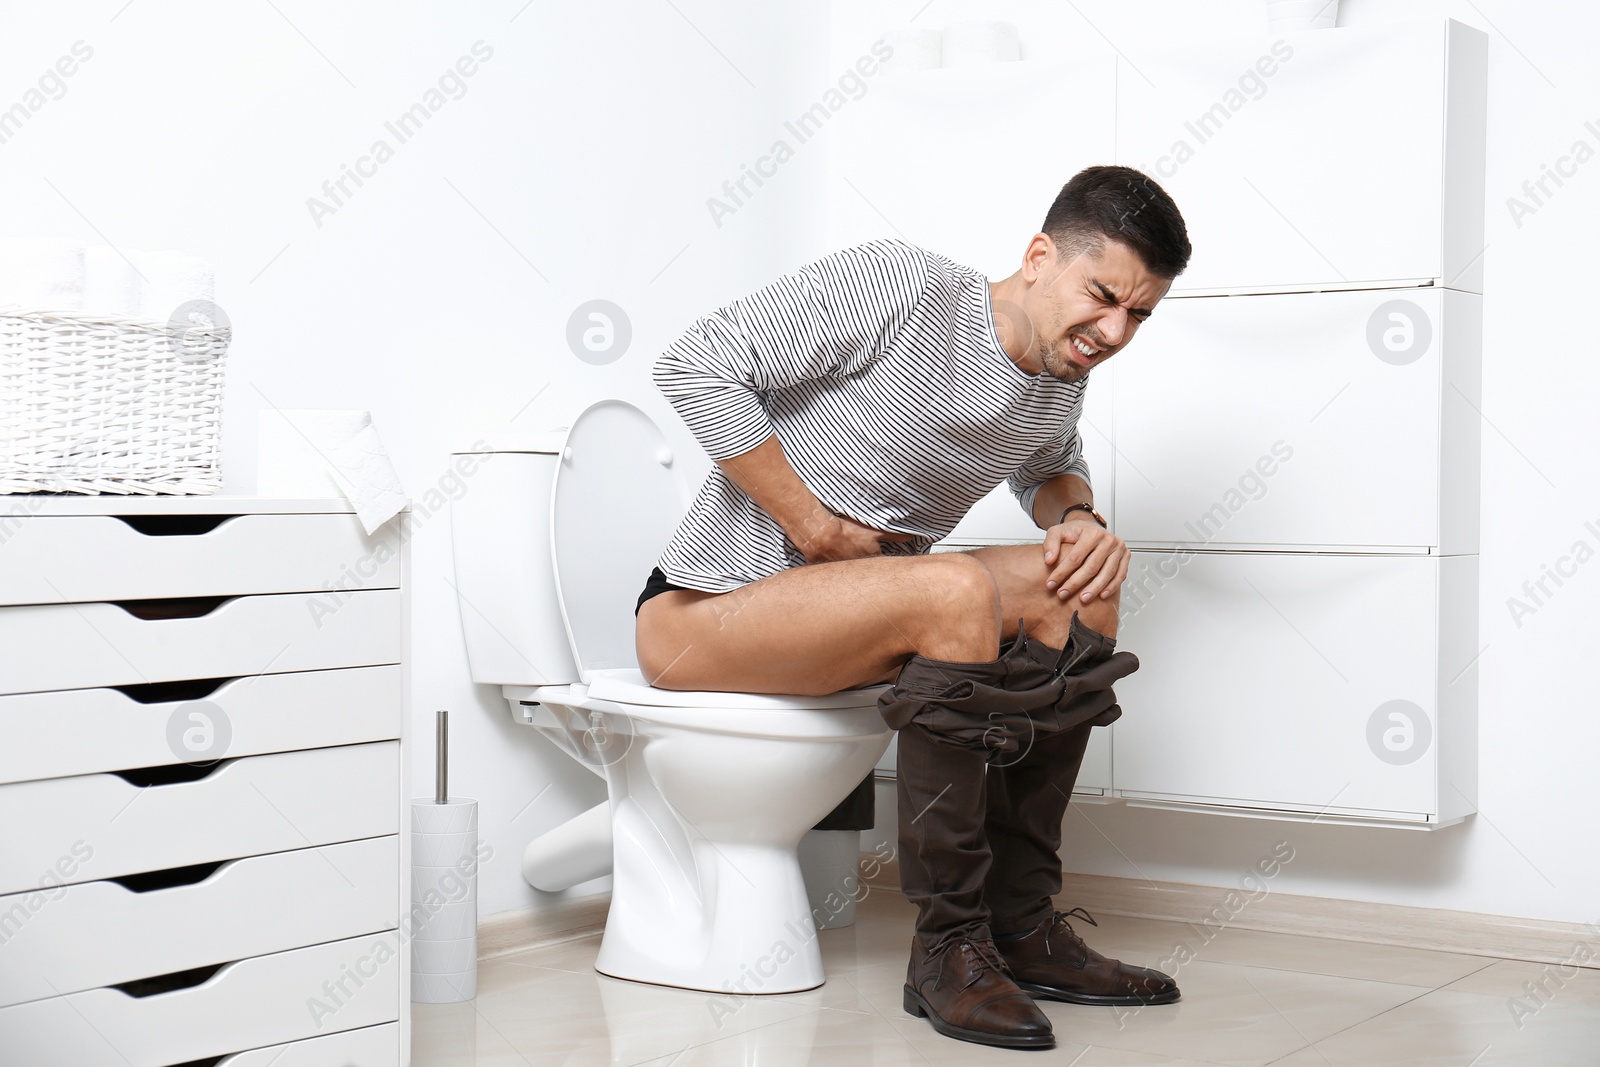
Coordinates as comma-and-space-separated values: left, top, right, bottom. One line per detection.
410, 709, 479, 1002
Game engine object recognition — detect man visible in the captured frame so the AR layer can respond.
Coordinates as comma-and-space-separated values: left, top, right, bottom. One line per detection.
636, 165, 1191, 1051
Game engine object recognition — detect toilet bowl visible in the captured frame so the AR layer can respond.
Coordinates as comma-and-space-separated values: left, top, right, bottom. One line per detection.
450, 400, 892, 993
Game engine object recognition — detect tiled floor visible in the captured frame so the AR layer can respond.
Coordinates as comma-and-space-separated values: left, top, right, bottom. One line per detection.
412, 891, 1600, 1065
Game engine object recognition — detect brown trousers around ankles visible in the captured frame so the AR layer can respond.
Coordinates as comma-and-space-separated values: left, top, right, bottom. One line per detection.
882, 613, 1138, 949
983, 721, 1096, 934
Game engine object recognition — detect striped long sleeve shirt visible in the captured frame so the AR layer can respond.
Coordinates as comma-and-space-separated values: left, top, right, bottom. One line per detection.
653, 238, 1092, 593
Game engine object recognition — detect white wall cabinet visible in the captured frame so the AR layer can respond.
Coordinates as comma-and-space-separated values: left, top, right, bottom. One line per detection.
1116, 20, 1487, 294
1112, 287, 1482, 553
0, 497, 410, 1066
839, 18, 1484, 830
1115, 550, 1477, 826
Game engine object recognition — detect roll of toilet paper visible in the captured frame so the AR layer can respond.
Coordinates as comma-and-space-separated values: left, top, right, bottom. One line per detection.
82, 245, 143, 319
129, 249, 214, 322
876, 26, 941, 74
940, 21, 1021, 67
257, 409, 409, 535
411, 797, 479, 1004
0, 236, 85, 312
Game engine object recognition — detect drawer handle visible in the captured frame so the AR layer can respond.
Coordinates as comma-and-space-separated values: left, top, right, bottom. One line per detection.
112, 514, 236, 537
112, 960, 229, 998
113, 595, 235, 620
108, 859, 228, 893
113, 676, 239, 703
113, 759, 232, 788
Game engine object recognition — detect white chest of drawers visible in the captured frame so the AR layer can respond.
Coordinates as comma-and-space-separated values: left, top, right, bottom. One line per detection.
0, 496, 410, 1066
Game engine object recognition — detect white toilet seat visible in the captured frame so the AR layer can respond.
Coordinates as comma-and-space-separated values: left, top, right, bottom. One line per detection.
585, 668, 885, 710
583, 668, 890, 737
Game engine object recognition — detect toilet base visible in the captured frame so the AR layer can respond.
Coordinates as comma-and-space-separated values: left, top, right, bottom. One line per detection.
595, 838, 831, 995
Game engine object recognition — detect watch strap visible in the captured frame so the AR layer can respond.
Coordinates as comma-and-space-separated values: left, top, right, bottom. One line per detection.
1058, 502, 1107, 528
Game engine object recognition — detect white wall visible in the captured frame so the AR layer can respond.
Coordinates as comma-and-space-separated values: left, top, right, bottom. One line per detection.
6, 0, 1596, 929
0, 0, 828, 917
835, 0, 1600, 929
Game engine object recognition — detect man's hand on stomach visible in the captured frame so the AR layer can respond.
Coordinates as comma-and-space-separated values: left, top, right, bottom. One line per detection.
792, 506, 915, 564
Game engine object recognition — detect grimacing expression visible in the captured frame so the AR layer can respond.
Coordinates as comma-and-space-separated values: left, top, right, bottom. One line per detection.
1029, 239, 1171, 383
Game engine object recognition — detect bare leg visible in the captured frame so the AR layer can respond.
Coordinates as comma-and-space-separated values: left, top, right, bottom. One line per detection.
636, 552, 1001, 694
636, 543, 1120, 695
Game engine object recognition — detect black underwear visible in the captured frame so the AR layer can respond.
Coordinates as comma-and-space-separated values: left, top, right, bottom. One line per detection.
635, 566, 690, 615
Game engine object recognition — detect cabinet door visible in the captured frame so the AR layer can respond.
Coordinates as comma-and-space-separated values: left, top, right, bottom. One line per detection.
1117, 21, 1483, 293
1112, 288, 1454, 551
829, 58, 1116, 279
1113, 551, 1443, 822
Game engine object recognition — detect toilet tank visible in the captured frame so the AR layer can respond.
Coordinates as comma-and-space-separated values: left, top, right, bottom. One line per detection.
449, 431, 581, 686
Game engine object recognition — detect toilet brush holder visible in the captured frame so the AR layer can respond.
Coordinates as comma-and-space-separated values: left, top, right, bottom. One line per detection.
410, 797, 479, 1002
411, 709, 479, 1003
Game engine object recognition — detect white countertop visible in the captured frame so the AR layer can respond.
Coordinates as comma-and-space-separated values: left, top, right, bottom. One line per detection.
0, 495, 410, 516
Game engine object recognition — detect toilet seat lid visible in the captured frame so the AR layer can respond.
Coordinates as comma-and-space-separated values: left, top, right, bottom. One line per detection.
550, 399, 686, 675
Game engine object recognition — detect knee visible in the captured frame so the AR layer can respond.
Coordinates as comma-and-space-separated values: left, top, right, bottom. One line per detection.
908, 553, 1001, 656
1067, 583, 1121, 639
931, 553, 1001, 616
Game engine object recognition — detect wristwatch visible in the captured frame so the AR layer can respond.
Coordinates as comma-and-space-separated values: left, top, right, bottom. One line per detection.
1058, 502, 1108, 528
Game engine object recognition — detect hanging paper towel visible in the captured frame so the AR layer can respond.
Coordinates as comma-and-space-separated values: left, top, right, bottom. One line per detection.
257, 409, 409, 534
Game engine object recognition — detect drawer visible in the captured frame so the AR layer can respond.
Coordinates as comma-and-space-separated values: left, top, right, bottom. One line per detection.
0, 933, 401, 1067
1114, 551, 1459, 821
1114, 21, 1483, 293
0, 664, 401, 784
0, 588, 401, 695
218, 1022, 400, 1066
0, 741, 398, 895
1111, 288, 1480, 552
0, 512, 399, 606
0, 836, 398, 1007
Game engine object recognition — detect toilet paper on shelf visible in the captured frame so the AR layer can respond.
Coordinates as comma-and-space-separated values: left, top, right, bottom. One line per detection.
877, 26, 942, 74
257, 409, 409, 535
940, 21, 1021, 67
129, 249, 214, 322
0, 236, 85, 312
82, 244, 143, 319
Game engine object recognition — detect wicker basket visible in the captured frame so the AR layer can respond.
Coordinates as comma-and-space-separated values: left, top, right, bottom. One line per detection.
0, 309, 230, 495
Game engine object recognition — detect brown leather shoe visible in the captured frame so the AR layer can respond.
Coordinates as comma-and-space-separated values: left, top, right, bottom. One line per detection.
996, 908, 1180, 1006
902, 937, 1055, 1050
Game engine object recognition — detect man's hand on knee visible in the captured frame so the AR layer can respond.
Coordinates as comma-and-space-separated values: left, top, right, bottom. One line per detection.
1043, 520, 1129, 604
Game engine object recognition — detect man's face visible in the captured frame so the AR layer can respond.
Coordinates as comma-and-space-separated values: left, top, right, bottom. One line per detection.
1012, 236, 1172, 383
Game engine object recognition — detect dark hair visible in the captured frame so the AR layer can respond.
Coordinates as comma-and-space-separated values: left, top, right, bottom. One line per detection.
1041, 165, 1191, 279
